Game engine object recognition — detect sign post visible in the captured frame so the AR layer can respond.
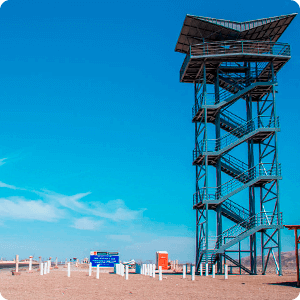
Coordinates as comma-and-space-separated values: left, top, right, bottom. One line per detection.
89, 251, 119, 268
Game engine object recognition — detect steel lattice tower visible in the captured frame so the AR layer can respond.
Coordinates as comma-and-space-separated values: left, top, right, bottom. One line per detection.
175, 13, 296, 275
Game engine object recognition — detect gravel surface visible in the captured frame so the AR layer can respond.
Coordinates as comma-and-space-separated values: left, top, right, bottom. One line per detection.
0, 266, 299, 300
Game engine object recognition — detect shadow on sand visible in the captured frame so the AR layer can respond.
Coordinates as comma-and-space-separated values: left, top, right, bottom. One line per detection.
267, 281, 300, 288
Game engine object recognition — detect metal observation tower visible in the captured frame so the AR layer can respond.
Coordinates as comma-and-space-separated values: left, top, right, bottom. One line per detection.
175, 14, 296, 275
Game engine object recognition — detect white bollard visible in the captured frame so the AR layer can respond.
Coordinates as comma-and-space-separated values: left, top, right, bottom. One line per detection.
40, 263, 43, 276
200, 263, 203, 276
159, 266, 162, 281
183, 264, 186, 279
205, 263, 208, 276
121, 264, 124, 276
212, 264, 215, 278
29, 256, 33, 272
44, 262, 47, 275
125, 265, 129, 280
89, 262, 92, 276
47, 260, 50, 273
191, 265, 195, 281
152, 264, 155, 278
224, 264, 228, 280
96, 265, 99, 279
67, 262, 70, 277
149, 264, 152, 277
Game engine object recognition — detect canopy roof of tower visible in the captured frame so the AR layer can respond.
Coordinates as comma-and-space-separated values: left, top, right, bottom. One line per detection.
175, 13, 297, 54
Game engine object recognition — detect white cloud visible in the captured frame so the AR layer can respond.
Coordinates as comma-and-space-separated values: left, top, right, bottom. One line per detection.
106, 234, 132, 242
0, 197, 64, 222
91, 199, 145, 222
0, 181, 19, 190
71, 217, 103, 230
0, 158, 7, 166
40, 190, 91, 210
39, 192, 144, 222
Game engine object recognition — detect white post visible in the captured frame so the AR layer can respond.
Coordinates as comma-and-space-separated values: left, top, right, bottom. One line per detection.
224, 264, 228, 280
96, 265, 99, 279
183, 264, 186, 278
200, 263, 203, 276
43, 262, 47, 275
121, 264, 124, 277
40, 263, 43, 276
125, 265, 129, 280
159, 266, 162, 281
15, 255, 19, 273
47, 260, 50, 273
149, 264, 152, 277
89, 263, 92, 276
29, 256, 33, 272
212, 264, 215, 278
205, 263, 208, 276
191, 265, 195, 281
67, 262, 70, 277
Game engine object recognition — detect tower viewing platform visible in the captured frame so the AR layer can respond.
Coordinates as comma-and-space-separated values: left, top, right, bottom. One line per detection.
175, 13, 296, 275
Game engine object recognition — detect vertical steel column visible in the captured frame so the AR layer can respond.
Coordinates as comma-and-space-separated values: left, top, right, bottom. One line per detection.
203, 63, 209, 266
271, 61, 282, 276
215, 68, 222, 274
246, 62, 256, 274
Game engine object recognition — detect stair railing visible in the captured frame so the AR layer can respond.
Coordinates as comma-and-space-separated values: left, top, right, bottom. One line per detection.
213, 211, 282, 250
194, 162, 281, 204
222, 199, 250, 222
194, 115, 279, 157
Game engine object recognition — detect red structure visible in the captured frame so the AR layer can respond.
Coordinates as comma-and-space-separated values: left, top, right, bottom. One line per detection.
284, 225, 300, 287
156, 251, 168, 270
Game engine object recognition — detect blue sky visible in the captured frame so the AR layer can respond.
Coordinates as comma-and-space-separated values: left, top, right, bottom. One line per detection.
0, 0, 298, 263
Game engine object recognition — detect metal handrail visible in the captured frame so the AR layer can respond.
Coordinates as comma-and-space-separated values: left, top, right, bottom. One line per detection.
192, 67, 276, 117
213, 212, 282, 250
190, 40, 290, 57
220, 110, 246, 128
180, 40, 290, 81
221, 153, 248, 173
194, 115, 279, 159
222, 199, 250, 221
194, 162, 281, 205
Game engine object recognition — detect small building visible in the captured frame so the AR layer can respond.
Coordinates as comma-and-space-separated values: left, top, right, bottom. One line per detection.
156, 251, 168, 270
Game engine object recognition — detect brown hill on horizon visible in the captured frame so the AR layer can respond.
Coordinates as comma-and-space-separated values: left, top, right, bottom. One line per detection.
226, 250, 299, 274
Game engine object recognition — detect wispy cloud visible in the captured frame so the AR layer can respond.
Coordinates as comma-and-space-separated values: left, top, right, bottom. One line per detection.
0, 181, 19, 190
0, 158, 7, 166
38, 191, 145, 223
0, 181, 145, 227
71, 217, 103, 230
107, 234, 132, 242
0, 197, 64, 222
38, 190, 91, 211
91, 199, 145, 222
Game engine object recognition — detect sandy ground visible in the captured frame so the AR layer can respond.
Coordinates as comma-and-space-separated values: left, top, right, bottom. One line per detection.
0, 266, 299, 300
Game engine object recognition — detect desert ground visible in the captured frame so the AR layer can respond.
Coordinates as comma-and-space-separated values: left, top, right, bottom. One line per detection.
0, 265, 299, 300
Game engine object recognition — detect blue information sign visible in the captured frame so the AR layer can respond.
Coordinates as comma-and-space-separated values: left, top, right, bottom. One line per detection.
90, 255, 119, 267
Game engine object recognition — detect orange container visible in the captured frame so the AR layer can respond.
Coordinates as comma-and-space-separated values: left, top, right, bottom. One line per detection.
156, 251, 168, 270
